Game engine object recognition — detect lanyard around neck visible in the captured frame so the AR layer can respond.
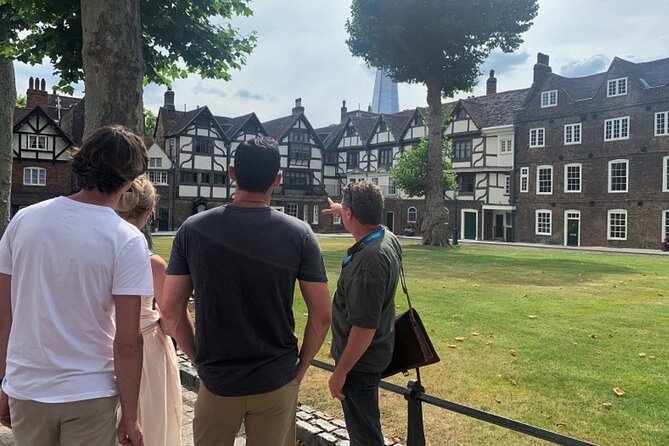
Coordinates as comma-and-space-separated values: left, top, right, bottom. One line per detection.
341, 227, 384, 268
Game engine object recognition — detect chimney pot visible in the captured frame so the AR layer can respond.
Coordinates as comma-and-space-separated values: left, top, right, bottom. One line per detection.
486, 69, 497, 95
341, 100, 348, 122
292, 98, 305, 115
537, 53, 550, 66
26, 77, 48, 109
29, 77, 34, 90
40, 78, 46, 91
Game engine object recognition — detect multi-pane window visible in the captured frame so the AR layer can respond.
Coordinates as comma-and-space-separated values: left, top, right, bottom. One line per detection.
284, 171, 311, 187
607, 78, 627, 97
604, 117, 629, 141
180, 171, 197, 183
28, 135, 47, 150
564, 123, 582, 145
520, 167, 529, 193
504, 175, 510, 195
656, 111, 669, 136
347, 151, 359, 169
607, 210, 627, 240
213, 173, 226, 185
407, 207, 417, 223
536, 166, 553, 195
663, 156, 669, 192
23, 167, 46, 186
500, 138, 513, 153
663, 210, 669, 239
541, 90, 558, 107
608, 159, 628, 193
459, 173, 475, 193
289, 130, 310, 143
535, 210, 552, 235
194, 138, 213, 154
200, 173, 210, 184
388, 179, 396, 195
453, 140, 472, 160
149, 157, 162, 168
378, 148, 393, 167
289, 144, 310, 166
529, 128, 545, 148
148, 170, 168, 185
564, 164, 582, 193
313, 205, 319, 224
285, 204, 298, 218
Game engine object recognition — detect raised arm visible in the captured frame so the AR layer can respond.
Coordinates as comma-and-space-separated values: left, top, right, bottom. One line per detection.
296, 280, 332, 383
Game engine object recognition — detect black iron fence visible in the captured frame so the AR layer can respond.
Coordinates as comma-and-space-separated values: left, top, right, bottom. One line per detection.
311, 359, 598, 446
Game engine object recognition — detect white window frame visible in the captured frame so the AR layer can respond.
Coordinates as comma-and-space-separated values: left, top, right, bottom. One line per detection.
529, 128, 545, 148
285, 203, 298, 218
499, 137, 513, 154
333, 214, 342, 225
407, 206, 417, 223
520, 167, 529, 193
607, 77, 628, 97
564, 163, 582, 193
303, 205, 309, 222
535, 210, 552, 236
564, 123, 582, 145
564, 210, 581, 247
536, 165, 553, 195
604, 116, 629, 141
313, 205, 319, 224
664, 156, 669, 192
608, 159, 629, 193
541, 90, 558, 108
28, 135, 47, 151
148, 170, 168, 186
662, 210, 669, 240
23, 167, 46, 186
656, 111, 669, 136
607, 209, 627, 241
149, 157, 163, 168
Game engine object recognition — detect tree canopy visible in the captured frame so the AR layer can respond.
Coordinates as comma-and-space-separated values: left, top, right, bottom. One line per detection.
390, 136, 456, 198
346, 0, 538, 246
4, 0, 257, 93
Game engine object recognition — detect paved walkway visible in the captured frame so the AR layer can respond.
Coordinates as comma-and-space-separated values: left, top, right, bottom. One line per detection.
0, 389, 247, 446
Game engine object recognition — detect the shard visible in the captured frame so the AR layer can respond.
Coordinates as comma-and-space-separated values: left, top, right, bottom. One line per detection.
371, 69, 399, 114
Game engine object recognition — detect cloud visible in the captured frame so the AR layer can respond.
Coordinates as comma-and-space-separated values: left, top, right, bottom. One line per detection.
197, 82, 228, 97
235, 89, 275, 101
481, 49, 532, 76
559, 54, 611, 77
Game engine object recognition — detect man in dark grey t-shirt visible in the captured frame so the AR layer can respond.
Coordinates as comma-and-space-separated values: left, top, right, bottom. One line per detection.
324, 181, 401, 446
161, 137, 331, 446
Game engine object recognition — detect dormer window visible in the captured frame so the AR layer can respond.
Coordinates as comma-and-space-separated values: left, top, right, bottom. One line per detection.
607, 78, 627, 97
540, 90, 557, 108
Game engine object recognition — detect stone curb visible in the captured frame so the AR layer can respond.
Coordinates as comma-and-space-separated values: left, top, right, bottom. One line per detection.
177, 353, 403, 446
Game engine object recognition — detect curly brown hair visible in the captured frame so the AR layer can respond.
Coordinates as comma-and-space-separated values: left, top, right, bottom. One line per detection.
342, 181, 384, 225
71, 125, 148, 194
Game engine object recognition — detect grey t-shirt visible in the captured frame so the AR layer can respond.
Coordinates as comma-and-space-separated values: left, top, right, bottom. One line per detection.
166, 205, 327, 396
331, 228, 402, 373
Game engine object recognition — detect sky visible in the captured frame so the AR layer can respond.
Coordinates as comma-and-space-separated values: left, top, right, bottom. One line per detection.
13, 0, 669, 130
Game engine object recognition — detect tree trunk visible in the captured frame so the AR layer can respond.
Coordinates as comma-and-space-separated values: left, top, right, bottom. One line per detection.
0, 57, 15, 237
81, 0, 151, 248
80, 0, 145, 135
422, 79, 449, 246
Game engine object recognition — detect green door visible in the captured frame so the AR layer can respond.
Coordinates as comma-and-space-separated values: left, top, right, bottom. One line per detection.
158, 208, 169, 231
386, 212, 394, 233
464, 212, 477, 240
495, 214, 504, 240
567, 219, 579, 246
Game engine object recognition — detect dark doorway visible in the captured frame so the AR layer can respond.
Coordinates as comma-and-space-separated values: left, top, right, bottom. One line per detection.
464, 212, 476, 240
567, 219, 579, 246
386, 212, 395, 233
494, 214, 504, 240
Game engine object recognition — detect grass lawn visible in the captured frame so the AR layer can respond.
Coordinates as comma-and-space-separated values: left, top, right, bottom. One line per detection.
153, 236, 669, 446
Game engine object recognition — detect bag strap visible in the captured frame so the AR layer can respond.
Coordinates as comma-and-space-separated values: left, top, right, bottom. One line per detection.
400, 264, 413, 309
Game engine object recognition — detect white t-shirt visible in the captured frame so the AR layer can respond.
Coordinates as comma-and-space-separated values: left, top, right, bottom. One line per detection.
0, 196, 154, 403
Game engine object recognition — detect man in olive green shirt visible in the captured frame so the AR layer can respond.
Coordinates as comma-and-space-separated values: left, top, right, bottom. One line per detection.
324, 182, 401, 446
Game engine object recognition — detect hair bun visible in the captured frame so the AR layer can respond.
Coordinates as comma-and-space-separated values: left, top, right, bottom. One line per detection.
116, 181, 141, 214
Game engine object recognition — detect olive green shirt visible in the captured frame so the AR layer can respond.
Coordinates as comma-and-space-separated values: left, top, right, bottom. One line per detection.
331, 227, 402, 373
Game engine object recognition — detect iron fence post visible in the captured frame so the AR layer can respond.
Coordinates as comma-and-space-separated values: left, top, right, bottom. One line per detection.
405, 379, 426, 446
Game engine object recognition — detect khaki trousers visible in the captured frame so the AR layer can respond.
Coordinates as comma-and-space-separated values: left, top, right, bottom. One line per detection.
193, 380, 299, 446
9, 395, 118, 446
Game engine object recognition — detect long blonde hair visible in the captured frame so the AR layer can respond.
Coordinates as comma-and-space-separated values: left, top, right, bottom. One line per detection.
116, 175, 158, 220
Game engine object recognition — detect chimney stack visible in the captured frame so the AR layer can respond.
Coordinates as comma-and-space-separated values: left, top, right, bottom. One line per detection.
164, 88, 175, 118
292, 98, 305, 115
486, 69, 497, 95
533, 52, 552, 85
26, 76, 49, 109
340, 100, 348, 122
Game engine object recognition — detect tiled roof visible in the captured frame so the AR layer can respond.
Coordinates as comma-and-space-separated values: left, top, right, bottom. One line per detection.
13, 108, 31, 125
616, 56, 669, 88
315, 122, 346, 149
165, 108, 204, 136
381, 110, 414, 140
157, 107, 186, 137
215, 113, 256, 139
58, 98, 86, 144
262, 114, 299, 141
461, 89, 529, 128
552, 72, 608, 101
350, 115, 379, 144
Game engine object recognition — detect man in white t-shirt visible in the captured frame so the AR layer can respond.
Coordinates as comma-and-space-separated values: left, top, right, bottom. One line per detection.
0, 125, 153, 446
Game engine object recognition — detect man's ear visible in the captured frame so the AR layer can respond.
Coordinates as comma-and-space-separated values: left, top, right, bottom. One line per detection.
272, 171, 282, 187
228, 165, 237, 183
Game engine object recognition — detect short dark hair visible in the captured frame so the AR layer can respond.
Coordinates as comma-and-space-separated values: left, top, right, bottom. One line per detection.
234, 137, 281, 193
342, 181, 384, 225
71, 125, 148, 194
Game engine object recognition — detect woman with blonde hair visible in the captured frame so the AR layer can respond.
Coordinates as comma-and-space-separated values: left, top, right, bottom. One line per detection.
117, 175, 182, 446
